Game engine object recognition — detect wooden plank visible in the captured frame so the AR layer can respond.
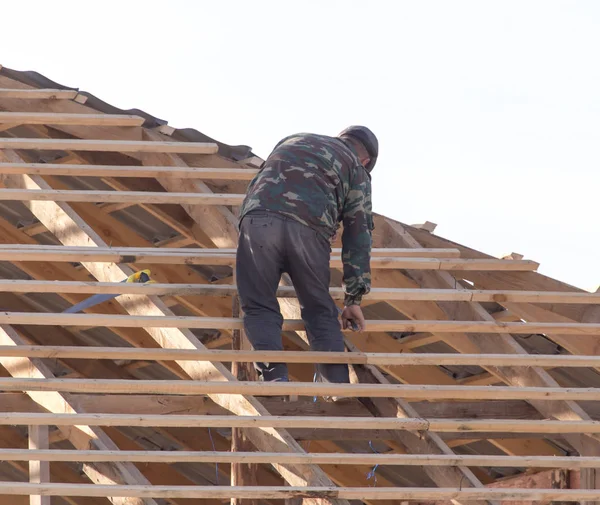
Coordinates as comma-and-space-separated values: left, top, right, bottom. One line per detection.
0, 483, 598, 501
28, 426, 50, 505
0, 280, 565, 301
0, 162, 259, 180
1, 393, 575, 421
1, 311, 600, 334
0, 88, 77, 99
0, 244, 461, 258
230, 262, 258, 505
0, 138, 218, 154
2, 345, 600, 368
0, 244, 534, 269
0, 248, 465, 265
1, 379, 600, 401
0, 188, 243, 205
4, 450, 600, 467
0, 113, 144, 126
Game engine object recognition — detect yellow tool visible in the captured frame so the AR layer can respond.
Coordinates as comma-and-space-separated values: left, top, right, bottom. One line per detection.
63, 269, 153, 313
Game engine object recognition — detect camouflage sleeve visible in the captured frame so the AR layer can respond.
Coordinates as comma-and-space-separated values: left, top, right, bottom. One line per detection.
341, 167, 373, 306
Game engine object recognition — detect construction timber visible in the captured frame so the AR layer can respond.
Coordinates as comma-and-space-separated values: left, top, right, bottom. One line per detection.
0, 64, 598, 505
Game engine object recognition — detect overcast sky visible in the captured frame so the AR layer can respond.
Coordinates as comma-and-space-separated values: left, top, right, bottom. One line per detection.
4, 0, 599, 290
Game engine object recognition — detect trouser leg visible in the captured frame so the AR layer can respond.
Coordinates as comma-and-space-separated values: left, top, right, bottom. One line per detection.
236, 212, 287, 381
284, 220, 349, 383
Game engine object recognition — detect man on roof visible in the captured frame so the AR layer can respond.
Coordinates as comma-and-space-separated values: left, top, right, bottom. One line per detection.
236, 126, 378, 391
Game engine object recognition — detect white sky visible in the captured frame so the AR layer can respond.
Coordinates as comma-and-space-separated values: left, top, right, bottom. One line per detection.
4, 0, 599, 290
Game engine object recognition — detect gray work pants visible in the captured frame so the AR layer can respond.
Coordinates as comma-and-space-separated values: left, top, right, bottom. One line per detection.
236, 210, 349, 383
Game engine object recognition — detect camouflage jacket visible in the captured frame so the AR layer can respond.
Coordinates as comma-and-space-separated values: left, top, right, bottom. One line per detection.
239, 133, 373, 306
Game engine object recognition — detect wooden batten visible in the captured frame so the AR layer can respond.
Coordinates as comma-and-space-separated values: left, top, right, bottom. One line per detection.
0, 88, 78, 99
0, 162, 260, 180
0, 112, 145, 126
0, 138, 218, 154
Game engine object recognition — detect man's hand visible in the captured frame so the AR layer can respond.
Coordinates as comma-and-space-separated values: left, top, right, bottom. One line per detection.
341, 305, 366, 332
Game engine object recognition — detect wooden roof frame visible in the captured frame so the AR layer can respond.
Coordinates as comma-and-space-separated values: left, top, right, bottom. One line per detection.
0, 64, 598, 504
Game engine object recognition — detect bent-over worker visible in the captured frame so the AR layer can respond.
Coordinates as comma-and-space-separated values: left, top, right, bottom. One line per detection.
236, 126, 378, 387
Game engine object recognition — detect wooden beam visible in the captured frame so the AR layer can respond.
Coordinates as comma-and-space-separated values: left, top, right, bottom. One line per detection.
28, 426, 50, 505
230, 265, 258, 505
1, 379, 600, 401
0, 138, 218, 153
4, 393, 585, 421
0, 162, 259, 180
0, 311, 599, 334
0, 245, 536, 270
0, 483, 597, 501
5, 449, 600, 468
0, 113, 144, 126
0, 88, 78, 99
0, 188, 243, 205
15, 413, 599, 432
1, 346, 599, 368
0, 244, 461, 258
0, 246, 464, 264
